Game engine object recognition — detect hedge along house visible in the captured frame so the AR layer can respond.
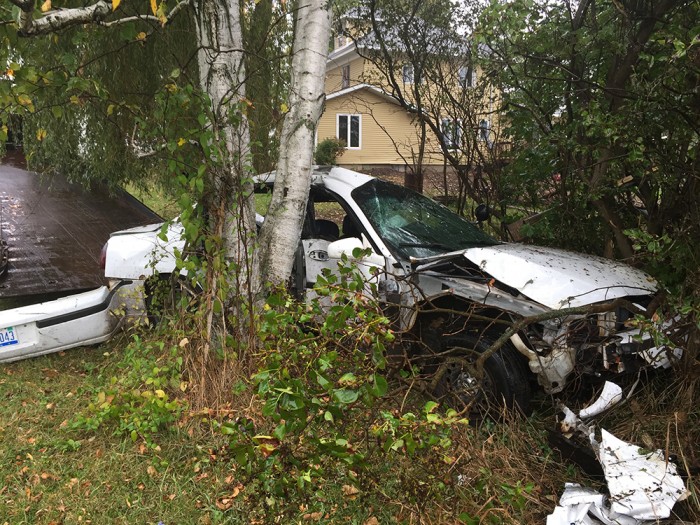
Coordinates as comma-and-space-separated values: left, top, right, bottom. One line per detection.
316, 9, 508, 195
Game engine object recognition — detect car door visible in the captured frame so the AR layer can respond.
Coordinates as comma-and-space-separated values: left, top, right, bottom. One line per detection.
296, 191, 386, 305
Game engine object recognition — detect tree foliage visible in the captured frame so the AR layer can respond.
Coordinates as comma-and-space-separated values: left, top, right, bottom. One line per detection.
479, 0, 699, 292
1, 2, 199, 188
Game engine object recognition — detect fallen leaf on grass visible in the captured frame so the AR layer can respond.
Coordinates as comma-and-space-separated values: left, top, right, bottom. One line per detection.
303, 511, 323, 520
42, 368, 59, 379
364, 517, 379, 525
215, 484, 244, 510
342, 484, 359, 497
147, 465, 157, 477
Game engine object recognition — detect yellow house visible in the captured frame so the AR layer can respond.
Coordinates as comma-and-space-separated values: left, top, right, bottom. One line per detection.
317, 36, 504, 175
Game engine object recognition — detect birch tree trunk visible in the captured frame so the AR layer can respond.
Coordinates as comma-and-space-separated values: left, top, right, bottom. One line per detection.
193, 0, 258, 293
257, 0, 332, 285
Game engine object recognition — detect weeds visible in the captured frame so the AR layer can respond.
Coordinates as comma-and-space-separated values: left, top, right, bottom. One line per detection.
2, 263, 698, 523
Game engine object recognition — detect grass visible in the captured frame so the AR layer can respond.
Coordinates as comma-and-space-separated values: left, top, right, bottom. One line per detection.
124, 183, 273, 221
1, 336, 698, 524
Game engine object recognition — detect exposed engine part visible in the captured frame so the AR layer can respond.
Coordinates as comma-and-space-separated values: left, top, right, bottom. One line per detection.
510, 333, 575, 394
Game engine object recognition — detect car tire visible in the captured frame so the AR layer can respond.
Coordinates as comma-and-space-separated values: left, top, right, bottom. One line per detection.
432, 334, 531, 417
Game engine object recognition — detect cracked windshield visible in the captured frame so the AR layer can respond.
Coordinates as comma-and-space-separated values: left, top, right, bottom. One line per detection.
352, 179, 499, 259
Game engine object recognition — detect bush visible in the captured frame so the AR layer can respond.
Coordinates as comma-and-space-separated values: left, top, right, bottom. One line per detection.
314, 137, 346, 165
219, 254, 475, 520
72, 335, 187, 446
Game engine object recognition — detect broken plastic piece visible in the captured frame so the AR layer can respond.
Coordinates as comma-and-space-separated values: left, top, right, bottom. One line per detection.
547, 429, 689, 524
579, 381, 623, 419
547, 483, 639, 525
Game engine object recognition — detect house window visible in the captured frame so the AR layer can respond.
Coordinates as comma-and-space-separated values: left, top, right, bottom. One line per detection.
337, 114, 361, 149
341, 64, 350, 89
440, 118, 462, 149
478, 119, 493, 148
458, 65, 476, 88
402, 64, 414, 84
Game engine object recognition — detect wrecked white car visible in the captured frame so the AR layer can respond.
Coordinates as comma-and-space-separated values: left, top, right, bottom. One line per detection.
2, 167, 680, 412
102, 167, 679, 412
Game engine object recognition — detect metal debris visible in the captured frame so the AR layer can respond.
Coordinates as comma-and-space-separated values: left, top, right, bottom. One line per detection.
548, 384, 689, 524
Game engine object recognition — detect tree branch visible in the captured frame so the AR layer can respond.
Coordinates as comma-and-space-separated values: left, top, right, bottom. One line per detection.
16, 0, 191, 36
17, 0, 111, 36
101, 0, 191, 27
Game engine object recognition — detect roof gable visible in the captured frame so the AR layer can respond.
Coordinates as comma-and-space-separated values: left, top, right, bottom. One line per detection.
325, 83, 402, 106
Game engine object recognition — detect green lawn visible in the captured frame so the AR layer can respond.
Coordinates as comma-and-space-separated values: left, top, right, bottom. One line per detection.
1, 334, 698, 524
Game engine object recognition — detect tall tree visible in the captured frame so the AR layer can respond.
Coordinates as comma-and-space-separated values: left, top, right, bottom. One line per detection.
0, 0, 332, 373
258, 0, 332, 285
480, 0, 699, 275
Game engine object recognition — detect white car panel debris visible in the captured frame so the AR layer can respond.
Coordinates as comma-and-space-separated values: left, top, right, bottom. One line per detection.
578, 381, 623, 419
599, 429, 689, 520
550, 389, 689, 525
547, 483, 639, 525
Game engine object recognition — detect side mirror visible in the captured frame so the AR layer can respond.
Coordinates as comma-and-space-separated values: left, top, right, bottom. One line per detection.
327, 237, 364, 259
475, 203, 491, 223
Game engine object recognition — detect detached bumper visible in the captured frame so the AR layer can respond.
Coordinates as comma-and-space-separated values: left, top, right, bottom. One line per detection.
0, 280, 146, 363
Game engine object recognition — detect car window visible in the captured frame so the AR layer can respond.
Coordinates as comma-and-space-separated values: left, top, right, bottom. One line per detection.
303, 190, 367, 242
352, 179, 499, 259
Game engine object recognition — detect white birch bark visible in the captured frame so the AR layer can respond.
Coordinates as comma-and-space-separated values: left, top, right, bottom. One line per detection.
193, 0, 258, 293
11, 0, 111, 36
257, 0, 332, 285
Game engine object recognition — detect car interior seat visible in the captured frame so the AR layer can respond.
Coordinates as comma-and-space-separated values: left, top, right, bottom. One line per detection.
341, 215, 361, 239
314, 219, 340, 241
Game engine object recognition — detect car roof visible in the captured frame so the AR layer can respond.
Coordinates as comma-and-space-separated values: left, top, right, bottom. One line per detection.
254, 166, 375, 197
317, 166, 375, 197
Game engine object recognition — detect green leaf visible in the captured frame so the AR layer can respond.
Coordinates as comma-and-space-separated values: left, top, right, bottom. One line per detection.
315, 372, 331, 390
424, 401, 439, 414
338, 372, 357, 385
332, 388, 358, 404
372, 374, 388, 397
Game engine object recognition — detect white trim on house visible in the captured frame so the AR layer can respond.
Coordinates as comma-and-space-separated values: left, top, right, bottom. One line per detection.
325, 83, 402, 105
328, 41, 359, 63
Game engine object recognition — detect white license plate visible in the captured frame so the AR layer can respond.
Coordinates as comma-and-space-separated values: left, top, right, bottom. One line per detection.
0, 326, 19, 347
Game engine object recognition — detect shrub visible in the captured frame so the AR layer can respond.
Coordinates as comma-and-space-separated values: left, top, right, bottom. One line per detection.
314, 137, 346, 165
72, 335, 187, 446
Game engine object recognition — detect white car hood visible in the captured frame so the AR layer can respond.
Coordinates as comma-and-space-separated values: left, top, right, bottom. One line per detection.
462, 244, 656, 309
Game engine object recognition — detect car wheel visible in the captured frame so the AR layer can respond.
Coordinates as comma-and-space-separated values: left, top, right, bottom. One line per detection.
432, 335, 531, 417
